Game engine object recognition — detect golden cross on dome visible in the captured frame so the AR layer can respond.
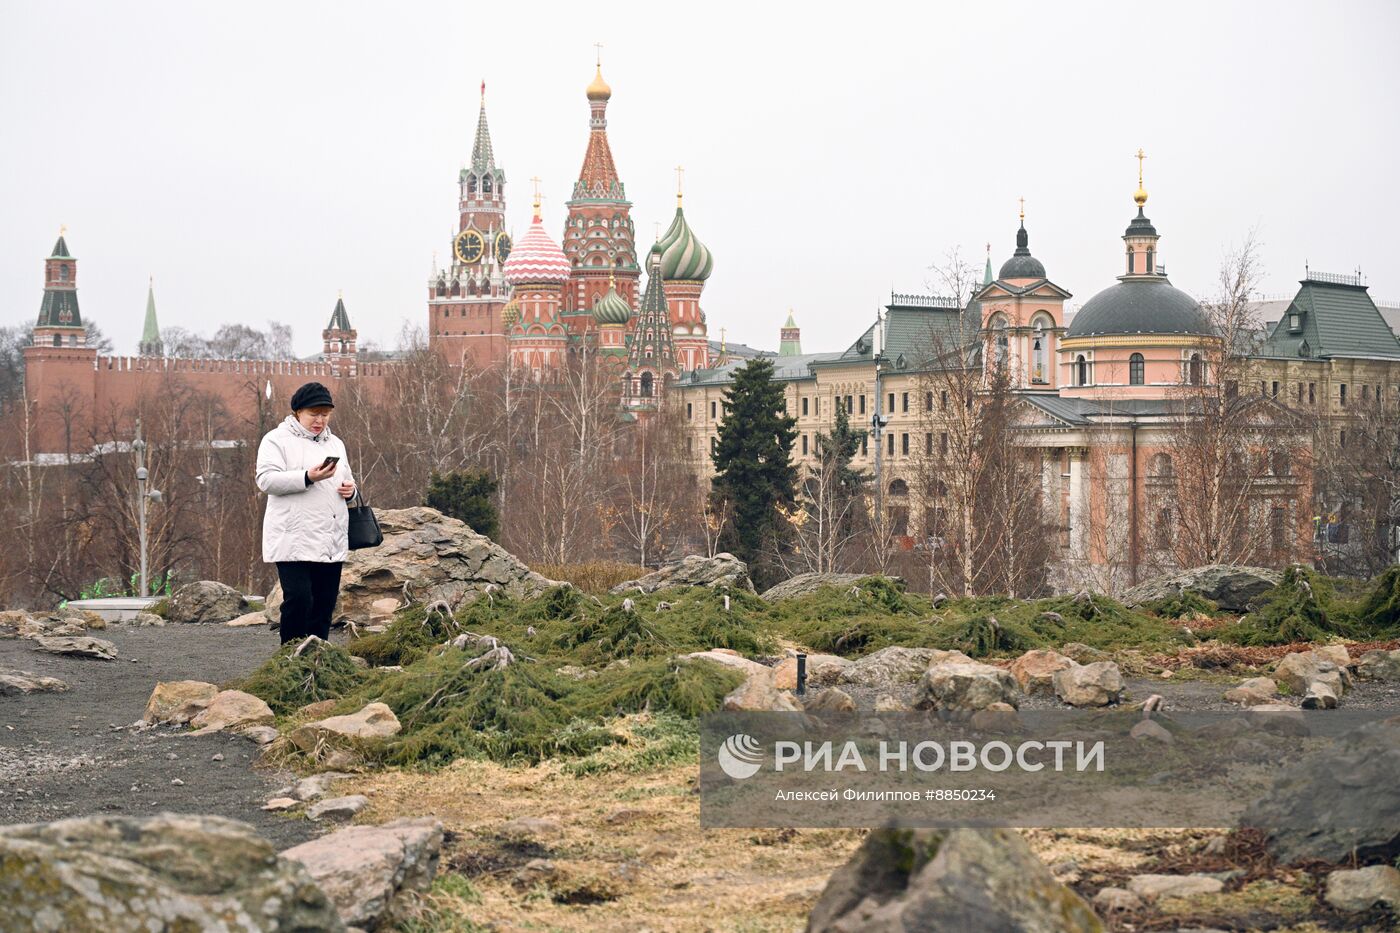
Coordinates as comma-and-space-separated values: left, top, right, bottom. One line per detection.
594, 42, 603, 66
59, 224, 67, 237
529, 175, 542, 210
1136, 148, 1146, 186
1018, 197, 1025, 222
675, 165, 685, 205
654, 221, 661, 241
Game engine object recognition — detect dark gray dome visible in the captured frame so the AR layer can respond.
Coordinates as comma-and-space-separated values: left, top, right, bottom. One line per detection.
1124, 207, 1158, 238
997, 223, 1046, 280
1066, 279, 1212, 338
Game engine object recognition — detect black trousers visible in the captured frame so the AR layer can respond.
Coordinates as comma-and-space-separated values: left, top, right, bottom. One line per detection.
275, 561, 342, 644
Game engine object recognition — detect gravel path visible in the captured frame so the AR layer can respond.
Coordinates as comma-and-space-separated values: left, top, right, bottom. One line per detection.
0, 624, 319, 849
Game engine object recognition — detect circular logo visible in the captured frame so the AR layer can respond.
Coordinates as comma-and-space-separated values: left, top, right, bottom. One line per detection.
717, 733, 764, 780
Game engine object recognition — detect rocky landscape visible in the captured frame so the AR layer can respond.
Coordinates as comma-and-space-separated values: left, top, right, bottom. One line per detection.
3, 508, 1399, 931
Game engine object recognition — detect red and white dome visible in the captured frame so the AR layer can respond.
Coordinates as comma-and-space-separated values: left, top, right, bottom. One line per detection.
502, 212, 570, 286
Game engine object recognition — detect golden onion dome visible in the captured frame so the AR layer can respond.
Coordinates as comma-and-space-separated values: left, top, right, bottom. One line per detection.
1134, 184, 1149, 207
586, 65, 611, 102
501, 294, 521, 326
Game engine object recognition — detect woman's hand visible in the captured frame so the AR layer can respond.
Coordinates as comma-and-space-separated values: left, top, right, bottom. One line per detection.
307, 461, 337, 482
338, 481, 356, 500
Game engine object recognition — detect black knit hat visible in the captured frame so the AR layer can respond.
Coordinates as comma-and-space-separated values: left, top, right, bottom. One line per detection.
290, 382, 334, 411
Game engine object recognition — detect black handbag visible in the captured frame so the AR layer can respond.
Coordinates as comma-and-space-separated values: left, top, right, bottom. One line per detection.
347, 488, 383, 550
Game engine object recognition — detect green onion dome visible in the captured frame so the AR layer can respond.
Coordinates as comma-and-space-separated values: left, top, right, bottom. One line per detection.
657, 202, 714, 282
591, 278, 631, 325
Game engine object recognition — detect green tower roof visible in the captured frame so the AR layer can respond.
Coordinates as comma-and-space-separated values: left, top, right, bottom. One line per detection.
50, 235, 71, 259
327, 296, 352, 331
141, 280, 160, 345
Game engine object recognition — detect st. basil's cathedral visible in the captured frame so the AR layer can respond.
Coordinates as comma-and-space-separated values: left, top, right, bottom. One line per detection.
426, 64, 715, 413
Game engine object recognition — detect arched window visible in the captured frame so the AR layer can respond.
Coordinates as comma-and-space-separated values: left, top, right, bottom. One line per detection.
1151, 453, 1173, 477
1031, 318, 1048, 383
435, 279, 447, 297
467, 176, 477, 195
1075, 354, 1089, 386
1129, 352, 1145, 385
482, 175, 493, 194
450, 279, 461, 297
989, 315, 1009, 369
59, 265, 69, 282
1127, 247, 1134, 275
888, 478, 909, 497
1188, 353, 1203, 385
640, 372, 654, 397
1146, 248, 1155, 273
52, 334, 61, 347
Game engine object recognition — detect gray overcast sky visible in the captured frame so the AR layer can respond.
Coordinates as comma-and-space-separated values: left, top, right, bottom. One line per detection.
3, 0, 1398, 358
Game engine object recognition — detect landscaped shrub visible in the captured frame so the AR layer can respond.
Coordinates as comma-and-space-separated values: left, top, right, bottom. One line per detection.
1220, 566, 1357, 646
234, 638, 371, 716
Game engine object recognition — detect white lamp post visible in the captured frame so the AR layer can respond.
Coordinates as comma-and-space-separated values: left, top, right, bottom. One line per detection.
132, 421, 163, 597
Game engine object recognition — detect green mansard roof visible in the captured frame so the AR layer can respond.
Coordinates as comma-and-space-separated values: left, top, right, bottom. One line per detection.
1258, 275, 1400, 361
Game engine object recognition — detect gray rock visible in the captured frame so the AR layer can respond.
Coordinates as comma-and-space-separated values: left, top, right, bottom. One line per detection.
1126, 873, 1224, 899
1301, 682, 1339, 710
283, 817, 442, 931
915, 662, 1020, 712
1274, 650, 1351, 696
760, 573, 903, 602
128, 611, 167, 627
1121, 564, 1282, 612
31, 635, 117, 660
1092, 886, 1144, 911
803, 687, 857, 713
1356, 649, 1400, 682
266, 507, 560, 623
307, 794, 369, 822
1242, 715, 1400, 863
0, 813, 342, 932
1060, 642, 1111, 665
611, 552, 755, 595
1053, 661, 1125, 707
838, 647, 954, 690
0, 670, 69, 696
165, 580, 249, 624
294, 771, 353, 802
806, 827, 1102, 932
1323, 865, 1400, 912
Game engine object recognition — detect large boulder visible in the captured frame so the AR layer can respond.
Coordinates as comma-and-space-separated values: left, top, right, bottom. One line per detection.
1008, 649, 1075, 696
282, 817, 443, 931
0, 813, 342, 932
1053, 661, 1125, 707
838, 647, 969, 690
1324, 865, 1400, 912
265, 507, 560, 623
188, 690, 275, 734
289, 702, 402, 757
0, 609, 33, 637
1121, 564, 1281, 612
761, 573, 903, 602
0, 670, 69, 696
1274, 650, 1352, 696
31, 635, 117, 660
1242, 715, 1400, 863
915, 661, 1020, 712
722, 670, 803, 712
142, 680, 219, 725
165, 580, 250, 624
611, 552, 755, 595
774, 652, 853, 689
806, 827, 1102, 932
1356, 649, 1400, 682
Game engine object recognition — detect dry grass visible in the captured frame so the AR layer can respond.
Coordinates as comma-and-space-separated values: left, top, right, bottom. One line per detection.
533, 562, 649, 596
339, 722, 863, 932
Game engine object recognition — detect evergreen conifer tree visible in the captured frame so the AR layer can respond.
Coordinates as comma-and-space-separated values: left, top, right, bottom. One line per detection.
425, 469, 500, 540
710, 357, 798, 570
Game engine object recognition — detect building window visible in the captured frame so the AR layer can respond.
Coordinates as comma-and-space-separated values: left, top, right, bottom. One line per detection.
801, 397, 809, 416
1188, 353, 1203, 385
1075, 354, 1089, 386
1151, 452, 1173, 477
1296, 382, 1303, 404
1339, 429, 1347, 448
925, 432, 933, 455
861, 435, 868, 456
887, 392, 895, 413
1363, 384, 1371, 402
901, 433, 909, 455
940, 390, 948, 410
1339, 383, 1347, 407
52, 334, 61, 347
686, 402, 693, 420
1146, 248, 1154, 273
710, 436, 717, 453
859, 395, 866, 415
845, 394, 853, 413
1129, 352, 1144, 386
710, 400, 717, 419
1126, 247, 1134, 275
1155, 508, 1172, 550
1308, 383, 1316, 405
1031, 320, 1047, 383
887, 433, 895, 456
940, 432, 948, 454
924, 391, 933, 411
901, 392, 909, 413
1270, 506, 1287, 554
801, 434, 808, 455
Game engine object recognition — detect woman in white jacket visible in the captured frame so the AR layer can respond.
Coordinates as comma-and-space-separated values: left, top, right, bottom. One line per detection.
256, 382, 356, 644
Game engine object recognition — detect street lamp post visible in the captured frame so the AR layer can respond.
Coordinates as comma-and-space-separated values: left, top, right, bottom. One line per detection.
132, 420, 163, 597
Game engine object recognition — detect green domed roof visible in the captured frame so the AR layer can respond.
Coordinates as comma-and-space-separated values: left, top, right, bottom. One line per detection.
657, 203, 713, 281
592, 282, 631, 325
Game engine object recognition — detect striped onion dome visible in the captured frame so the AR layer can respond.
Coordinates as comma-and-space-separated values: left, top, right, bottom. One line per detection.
657, 203, 714, 281
501, 293, 521, 326
502, 211, 570, 286
591, 279, 631, 325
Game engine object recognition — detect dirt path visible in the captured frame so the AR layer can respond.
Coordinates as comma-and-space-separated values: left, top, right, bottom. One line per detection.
0, 624, 317, 850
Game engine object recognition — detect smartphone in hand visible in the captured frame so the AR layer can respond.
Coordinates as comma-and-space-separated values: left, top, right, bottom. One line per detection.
320, 456, 340, 469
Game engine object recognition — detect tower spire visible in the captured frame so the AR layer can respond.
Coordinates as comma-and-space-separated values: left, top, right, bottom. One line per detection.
139, 276, 162, 356
470, 82, 496, 172
1134, 148, 1148, 206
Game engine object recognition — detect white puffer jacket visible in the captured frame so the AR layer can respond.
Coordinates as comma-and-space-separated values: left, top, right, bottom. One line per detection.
256, 415, 355, 563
